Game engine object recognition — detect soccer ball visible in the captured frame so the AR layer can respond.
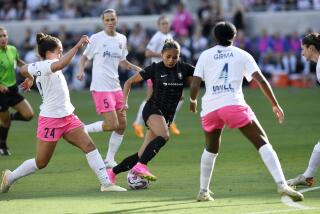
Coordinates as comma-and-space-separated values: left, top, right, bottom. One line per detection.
127, 170, 150, 190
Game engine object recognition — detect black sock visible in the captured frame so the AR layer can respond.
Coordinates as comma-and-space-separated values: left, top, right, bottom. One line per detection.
113, 153, 139, 174
10, 112, 28, 121
139, 136, 166, 165
0, 126, 10, 147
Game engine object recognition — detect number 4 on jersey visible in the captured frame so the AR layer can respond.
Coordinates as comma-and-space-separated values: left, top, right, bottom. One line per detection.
219, 63, 228, 84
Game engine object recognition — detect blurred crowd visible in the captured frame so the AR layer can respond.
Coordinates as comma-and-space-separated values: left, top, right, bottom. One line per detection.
1, 0, 320, 21
3, 0, 319, 89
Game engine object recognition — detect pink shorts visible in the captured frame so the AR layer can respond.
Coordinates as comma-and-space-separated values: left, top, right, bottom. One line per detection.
37, 114, 83, 142
92, 90, 124, 114
147, 79, 153, 90
201, 105, 256, 132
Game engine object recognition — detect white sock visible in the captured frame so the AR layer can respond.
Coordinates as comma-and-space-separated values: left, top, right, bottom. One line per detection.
200, 149, 218, 192
173, 99, 184, 122
86, 149, 110, 186
134, 100, 146, 125
105, 131, 124, 162
8, 158, 38, 185
303, 142, 320, 178
85, 121, 103, 133
259, 144, 286, 185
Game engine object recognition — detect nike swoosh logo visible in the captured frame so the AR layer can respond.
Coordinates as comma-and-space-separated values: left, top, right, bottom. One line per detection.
161, 75, 167, 77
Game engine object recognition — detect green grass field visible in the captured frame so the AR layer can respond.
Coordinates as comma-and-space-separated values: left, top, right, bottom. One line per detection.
0, 87, 319, 214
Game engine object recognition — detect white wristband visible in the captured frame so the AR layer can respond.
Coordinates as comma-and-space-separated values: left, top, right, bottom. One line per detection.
189, 97, 197, 104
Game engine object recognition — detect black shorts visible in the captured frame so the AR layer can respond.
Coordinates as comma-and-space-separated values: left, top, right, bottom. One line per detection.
0, 85, 24, 112
142, 101, 174, 128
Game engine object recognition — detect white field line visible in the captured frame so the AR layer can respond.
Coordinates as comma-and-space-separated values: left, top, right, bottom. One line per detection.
245, 186, 320, 214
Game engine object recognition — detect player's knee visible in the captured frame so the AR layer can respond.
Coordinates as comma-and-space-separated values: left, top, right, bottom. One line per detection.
102, 121, 119, 131
24, 112, 34, 121
160, 133, 170, 141
36, 159, 49, 169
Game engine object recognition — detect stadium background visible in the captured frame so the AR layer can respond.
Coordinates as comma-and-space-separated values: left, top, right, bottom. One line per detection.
1, 0, 320, 213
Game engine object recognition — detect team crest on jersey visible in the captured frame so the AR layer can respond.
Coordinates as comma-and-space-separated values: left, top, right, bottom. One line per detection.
177, 72, 182, 80
119, 43, 122, 49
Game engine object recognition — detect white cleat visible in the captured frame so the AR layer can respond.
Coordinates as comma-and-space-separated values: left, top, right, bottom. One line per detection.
287, 174, 314, 187
101, 184, 127, 192
104, 160, 117, 169
197, 191, 214, 202
1, 169, 12, 193
278, 184, 304, 202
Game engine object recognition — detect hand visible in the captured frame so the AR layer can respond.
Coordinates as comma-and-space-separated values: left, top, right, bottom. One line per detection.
76, 71, 85, 81
272, 105, 284, 124
189, 102, 197, 114
0, 85, 8, 93
120, 104, 129, 115
76, 35, 90, 48
20, 77, 34, 92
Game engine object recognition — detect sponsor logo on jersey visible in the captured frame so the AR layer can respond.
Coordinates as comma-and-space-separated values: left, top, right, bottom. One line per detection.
212, 83, 234, 94
163, 82, 183, 86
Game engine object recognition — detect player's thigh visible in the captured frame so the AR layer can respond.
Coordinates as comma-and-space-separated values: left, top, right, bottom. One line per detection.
63, 126, 96, 153
35, 140, 57, 169
146, 114, 169, 139
239, 118, 269, 150
12, 99, 34, 119
138, 130, 157, 157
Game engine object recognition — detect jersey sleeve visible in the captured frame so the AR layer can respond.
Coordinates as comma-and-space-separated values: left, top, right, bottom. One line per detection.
244, 53, 261, 82
27, 61, 54, 76
193, 52, 206, 79
83, 35, 95, 60
139, 63, 156, 80
181, 62, 195, 77
120, 36, 128, 61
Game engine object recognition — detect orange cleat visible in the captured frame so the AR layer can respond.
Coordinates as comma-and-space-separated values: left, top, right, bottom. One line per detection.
132, 123, 144, 138
170, 122, 181, 135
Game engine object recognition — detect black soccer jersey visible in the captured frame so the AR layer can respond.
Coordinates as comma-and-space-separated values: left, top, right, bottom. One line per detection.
139, 61, 194, 121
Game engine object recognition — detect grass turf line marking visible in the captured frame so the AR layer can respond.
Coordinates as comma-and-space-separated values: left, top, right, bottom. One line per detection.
299, 185, 320, 194
245, 186, 320, 214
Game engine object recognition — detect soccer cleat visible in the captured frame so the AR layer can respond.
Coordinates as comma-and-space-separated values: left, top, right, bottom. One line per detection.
170, 122, 181, 135
107, 168, 116, 184
100, 184, 127, 192
1, 169, 12, 193
131, 163, 157, 181
197, 191, 214, 202
132, 123, 144, 138
104, 160, 117, 169
278, 184, 304, 202
287, 174, 314, 187
0, 144, 11, 156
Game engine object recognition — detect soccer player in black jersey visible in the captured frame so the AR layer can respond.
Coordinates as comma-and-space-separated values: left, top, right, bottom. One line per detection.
106, 39, 194, 183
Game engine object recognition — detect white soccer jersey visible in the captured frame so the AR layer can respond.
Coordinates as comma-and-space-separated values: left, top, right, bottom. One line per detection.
146, 31, 172, 63
194, 45, 261, 116
316, 56, 320, 83
83, 31, 128, 92
27, 60, 75, 118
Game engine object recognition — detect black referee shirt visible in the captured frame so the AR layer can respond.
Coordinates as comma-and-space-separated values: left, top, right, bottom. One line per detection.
139, 61, 194, 118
